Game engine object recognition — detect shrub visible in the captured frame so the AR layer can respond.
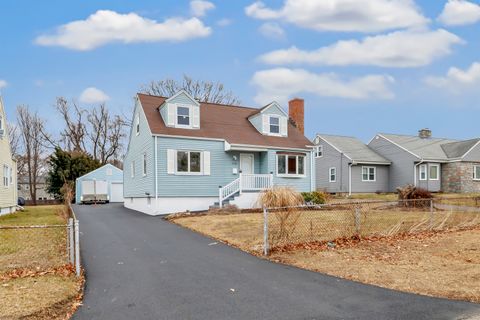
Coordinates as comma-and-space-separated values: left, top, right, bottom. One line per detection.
301, 191, 327, 205
257, 186, 304, 208
396, 184, 432, 208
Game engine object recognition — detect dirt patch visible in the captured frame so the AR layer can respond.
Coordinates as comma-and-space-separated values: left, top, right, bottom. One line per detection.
271, 228, 480, 303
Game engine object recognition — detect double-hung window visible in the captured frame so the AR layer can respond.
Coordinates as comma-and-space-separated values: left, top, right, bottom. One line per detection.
362, 167, 376, 181
177, 106, 190, 126
135, 115, 140, 135
269, 116, 280, 134
277, 154, 305, 176
329, 167, 336, 182
474, 165, 480, 180
429, 164, 439, 180
177, 151, 201, 174
315, 145, 323, 158
419, 164, 427, 181
3, 165, 9, 187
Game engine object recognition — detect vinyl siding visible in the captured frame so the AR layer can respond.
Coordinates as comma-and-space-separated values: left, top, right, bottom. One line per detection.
159, 92, 198, 127
75, 164, 123, 203
0, 102, 17, 210
368, 136, 419, 192
268, 150, 312, 192
124, 101, 155, 198
248, 103, 287, 134
315, 137, 350, 193
351, 165, 389, 193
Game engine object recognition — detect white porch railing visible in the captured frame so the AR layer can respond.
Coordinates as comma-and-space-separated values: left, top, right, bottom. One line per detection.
219, 173, 273, 208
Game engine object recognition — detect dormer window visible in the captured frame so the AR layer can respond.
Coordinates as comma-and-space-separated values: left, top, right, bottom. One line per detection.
269, 116, 280, 134
177, 106, 190, 126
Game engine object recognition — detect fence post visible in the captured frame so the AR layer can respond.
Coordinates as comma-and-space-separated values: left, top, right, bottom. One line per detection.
429, 199, 434, 229
263, 206, 269, 256
68, 218, 74, 264
74, 220, 81, 276
355, 206, 361, 236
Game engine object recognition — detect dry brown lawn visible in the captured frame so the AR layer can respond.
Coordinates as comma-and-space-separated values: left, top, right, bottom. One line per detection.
0, 275, 80, 319
172, 208, 480, 303
0, 206, 82, 319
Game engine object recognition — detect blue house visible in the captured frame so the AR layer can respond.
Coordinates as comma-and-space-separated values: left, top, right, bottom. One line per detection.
75, 164, 124, 204
123, 90, 314, 215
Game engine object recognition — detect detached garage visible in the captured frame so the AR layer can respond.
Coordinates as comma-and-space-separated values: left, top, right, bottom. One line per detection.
75, 164, 124, 204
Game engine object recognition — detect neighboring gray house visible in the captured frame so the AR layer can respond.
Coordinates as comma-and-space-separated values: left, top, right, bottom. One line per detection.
314, 134, 391, 194
18, 174, 55, 201
368, 129, 480, 193
123, 90, 314, 215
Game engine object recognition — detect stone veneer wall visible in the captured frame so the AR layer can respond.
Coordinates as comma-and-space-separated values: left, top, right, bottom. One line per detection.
441, 162, 480, 193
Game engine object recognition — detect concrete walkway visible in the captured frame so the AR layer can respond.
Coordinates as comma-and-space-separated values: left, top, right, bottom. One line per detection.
73, 204, 480, 320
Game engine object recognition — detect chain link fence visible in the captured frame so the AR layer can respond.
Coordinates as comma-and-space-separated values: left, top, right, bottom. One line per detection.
263, 197, 480, 254
0, 205, 80, 276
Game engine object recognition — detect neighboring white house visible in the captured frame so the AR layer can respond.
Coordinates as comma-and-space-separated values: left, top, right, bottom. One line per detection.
0, 96, 17, 215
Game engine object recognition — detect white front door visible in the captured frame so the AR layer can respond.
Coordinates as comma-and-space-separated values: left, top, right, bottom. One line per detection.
240, 154, 254, 174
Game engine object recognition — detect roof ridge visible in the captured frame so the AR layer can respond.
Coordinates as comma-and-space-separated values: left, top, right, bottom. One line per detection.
379, 132, 458, 141
316, 133, 359, 139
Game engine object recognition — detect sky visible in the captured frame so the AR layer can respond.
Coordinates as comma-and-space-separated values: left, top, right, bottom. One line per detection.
1, 0, 479, 142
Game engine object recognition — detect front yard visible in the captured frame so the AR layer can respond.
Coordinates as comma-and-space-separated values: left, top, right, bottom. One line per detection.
0, 206, 83, 319
171, 203, 480, 303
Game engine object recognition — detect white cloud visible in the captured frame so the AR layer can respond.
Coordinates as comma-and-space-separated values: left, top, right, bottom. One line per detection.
438, 0, 480, 26
0, 80, 7, 89
259, 29, 462, 68
245, 0, 428, 33
259, 22, 285, 40
425, 62, 480, 92
217, 18, 232, 26
35, 10, 212, 51
251, 68, 394, 104
190, 0, 215, 17
79, 87, 110, 104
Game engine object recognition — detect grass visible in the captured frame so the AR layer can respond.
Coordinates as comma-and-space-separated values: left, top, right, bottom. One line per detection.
0, 205, 82, 319
172, 205, 480, 303
0, 275, 80, 319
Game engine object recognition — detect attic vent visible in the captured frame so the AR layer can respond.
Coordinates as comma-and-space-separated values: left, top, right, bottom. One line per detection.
418, 128, 432, 139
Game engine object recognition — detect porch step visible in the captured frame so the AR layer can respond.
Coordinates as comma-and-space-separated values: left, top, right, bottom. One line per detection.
210, 191, 239, 209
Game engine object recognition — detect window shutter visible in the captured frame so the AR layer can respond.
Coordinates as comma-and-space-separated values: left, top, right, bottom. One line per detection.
167, 104, 175, 126
262, 115, 269, 134
280, 117, 287, 136
167, 149, 175, 174
203, 151, 211, 175
192, 107, 200, 128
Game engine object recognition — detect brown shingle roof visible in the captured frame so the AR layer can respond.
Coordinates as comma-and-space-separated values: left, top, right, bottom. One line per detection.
138, 93, 312, 150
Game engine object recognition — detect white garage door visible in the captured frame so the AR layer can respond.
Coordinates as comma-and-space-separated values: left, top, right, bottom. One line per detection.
110, 183, 124, 203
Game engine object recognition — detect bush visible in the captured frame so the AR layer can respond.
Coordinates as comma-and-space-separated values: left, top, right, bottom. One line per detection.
396, 184, 432, 208
301, 191, 327, 205
257, 187, 304, 208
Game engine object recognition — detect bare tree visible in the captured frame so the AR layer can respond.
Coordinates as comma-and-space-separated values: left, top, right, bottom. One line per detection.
87, 104, 127, 165
55, 97, 86, 152
141, 75, 241, 105
7, 122, 27, 175
17, 105, 47, 205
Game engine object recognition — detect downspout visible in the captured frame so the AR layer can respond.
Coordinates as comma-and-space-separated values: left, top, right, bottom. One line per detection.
414, 159, 424, 187
340, 153, 343, 192
310, 149, 314, 191
348, 163, 353, 197
155, 136, 158, 212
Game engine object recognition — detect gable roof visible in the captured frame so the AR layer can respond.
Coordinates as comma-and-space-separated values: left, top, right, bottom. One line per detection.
76, 164, 123, 181
441, 138, 480, 159
378, 133, 480, 161
137, 93, 312, 150
248, 101, 288, 119
317, 134, 390, 164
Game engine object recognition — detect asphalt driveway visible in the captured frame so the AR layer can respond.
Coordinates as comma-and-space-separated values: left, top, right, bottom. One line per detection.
73, 204, 480, 320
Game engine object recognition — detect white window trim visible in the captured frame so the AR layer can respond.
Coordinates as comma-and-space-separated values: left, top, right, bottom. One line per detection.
142, 153, 147, 177
362, 166, 376, 182
419, 164, 427, 181
276, 154, 306, 177
329, 167, 337, 183
175, 105, 193, 129
131, 161, 135, 178
429, 164, 439, 181
268, 115, 281, 136
3, 165, 10, 188
473, 165, 480, 181
135, 114, 140, 136
175, 150, 203, 175
315, 145, 323, 158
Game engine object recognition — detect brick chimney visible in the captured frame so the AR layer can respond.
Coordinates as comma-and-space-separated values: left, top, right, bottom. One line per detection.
288, 98, 304, 134
418, 128, 432, 139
